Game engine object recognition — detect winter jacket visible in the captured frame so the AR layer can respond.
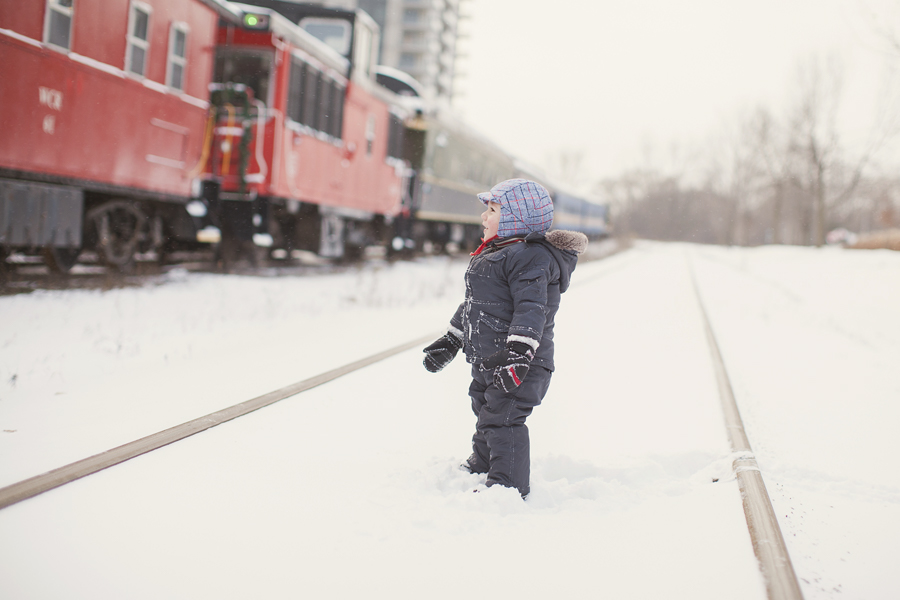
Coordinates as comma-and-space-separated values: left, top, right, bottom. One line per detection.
450, 229, 587, 372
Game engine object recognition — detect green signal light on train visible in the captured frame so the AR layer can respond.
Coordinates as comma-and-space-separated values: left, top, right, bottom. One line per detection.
241, 12, 268, 29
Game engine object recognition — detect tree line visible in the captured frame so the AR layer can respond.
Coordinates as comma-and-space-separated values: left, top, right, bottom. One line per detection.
595, 57, 900, 247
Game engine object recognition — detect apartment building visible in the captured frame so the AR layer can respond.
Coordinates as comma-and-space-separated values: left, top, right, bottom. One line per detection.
309, 0, 463, 102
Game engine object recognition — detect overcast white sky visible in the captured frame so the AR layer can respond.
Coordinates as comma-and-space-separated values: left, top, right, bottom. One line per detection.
452, 0, 900, 191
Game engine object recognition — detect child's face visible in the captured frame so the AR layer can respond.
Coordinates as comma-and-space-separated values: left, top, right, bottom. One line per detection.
481, 200, 501, 239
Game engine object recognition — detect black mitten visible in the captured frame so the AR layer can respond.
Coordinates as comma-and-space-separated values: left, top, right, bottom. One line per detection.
482, 340, 535, 392
423, 332, 463, 372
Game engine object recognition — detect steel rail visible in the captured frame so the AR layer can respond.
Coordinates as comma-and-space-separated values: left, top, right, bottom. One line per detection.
0, 332, 437, 511
688, 255, 804, 600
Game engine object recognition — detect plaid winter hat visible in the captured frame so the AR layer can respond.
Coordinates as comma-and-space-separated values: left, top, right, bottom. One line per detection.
477, 179, 554, 237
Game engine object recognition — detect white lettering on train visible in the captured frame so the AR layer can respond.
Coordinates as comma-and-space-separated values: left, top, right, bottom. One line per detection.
38, 87, 63, 111
42, 115, 56, 134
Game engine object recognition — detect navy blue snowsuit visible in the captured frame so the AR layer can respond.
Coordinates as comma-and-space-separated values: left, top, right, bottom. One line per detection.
450, 230, 583, 496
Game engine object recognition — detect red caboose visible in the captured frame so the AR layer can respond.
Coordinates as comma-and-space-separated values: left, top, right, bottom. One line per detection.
0, 0, 238, 271
203, 1, 410, 259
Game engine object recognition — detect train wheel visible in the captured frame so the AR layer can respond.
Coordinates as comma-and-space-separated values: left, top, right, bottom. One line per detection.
143, 215, 165, 256
43, 246, 81, 274
87, 200, 146, 272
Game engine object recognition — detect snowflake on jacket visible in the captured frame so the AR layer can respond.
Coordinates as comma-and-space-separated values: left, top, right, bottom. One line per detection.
449, 229, 586, 372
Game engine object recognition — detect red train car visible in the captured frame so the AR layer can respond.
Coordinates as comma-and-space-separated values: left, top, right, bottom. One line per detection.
0, 0, 239, 271
203, 1, 411, 259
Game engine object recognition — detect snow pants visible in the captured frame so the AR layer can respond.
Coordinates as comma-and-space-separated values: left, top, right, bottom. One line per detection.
467, 364, 552, 497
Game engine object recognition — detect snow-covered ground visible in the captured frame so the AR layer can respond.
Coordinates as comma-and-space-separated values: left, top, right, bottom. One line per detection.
690, 244, 900, 599
0, 242, 897, 599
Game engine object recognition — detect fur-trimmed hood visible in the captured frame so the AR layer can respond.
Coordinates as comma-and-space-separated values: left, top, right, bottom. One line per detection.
545, 229, 589, 255
525, 229, 588, 293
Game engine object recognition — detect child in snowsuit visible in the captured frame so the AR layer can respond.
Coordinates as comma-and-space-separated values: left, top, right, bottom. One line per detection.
423, 179, 587, 497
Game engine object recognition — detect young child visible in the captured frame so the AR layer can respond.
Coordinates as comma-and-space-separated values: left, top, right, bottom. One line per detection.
423, 179, 587, 497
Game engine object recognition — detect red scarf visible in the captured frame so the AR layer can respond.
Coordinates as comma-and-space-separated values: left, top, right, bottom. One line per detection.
470, 236, 497, 256
470, 236, 525, 256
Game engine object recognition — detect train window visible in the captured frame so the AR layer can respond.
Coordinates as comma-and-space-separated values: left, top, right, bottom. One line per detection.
287, 60, 306, 124
44, 0, 73, 50
287, 57, 343, 139
213, 50, 273, 106
302, 65, 318, 128
317, 75, 331, 135
353, 23, 373, 79
300, 18, 351, 56
166, 23, 189, 91
331, 81, 344, 139
389, 113, 402, 159
125, 2, 152, 77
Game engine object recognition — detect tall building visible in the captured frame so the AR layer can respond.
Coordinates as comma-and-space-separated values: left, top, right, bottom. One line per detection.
311, 0, 463, 102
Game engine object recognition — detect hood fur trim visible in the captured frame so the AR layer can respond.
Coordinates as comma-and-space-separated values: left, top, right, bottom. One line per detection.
546, 230, 588, 254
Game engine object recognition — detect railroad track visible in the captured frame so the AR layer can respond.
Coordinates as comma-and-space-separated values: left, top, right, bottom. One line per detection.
0, 252, 403, 296
0, 248, 804, 600
0, 333, 437, 511
688, 251, 804, 600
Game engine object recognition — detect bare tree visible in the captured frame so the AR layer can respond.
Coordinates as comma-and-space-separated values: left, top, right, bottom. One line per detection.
784, 54, 892, 245
743, 107, 794, 243
591, 30, 900, 247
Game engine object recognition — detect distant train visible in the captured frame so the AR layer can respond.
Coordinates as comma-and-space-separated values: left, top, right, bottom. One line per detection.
384, 98, 610, 254
0, 0, 607, 275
